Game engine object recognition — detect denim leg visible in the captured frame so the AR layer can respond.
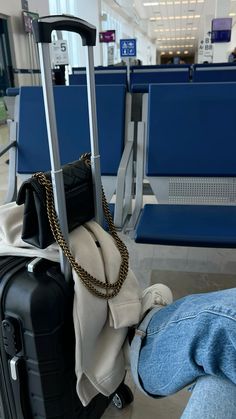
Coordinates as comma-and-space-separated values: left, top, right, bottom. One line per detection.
181, 376, 236, 419
138, 288, 236, 396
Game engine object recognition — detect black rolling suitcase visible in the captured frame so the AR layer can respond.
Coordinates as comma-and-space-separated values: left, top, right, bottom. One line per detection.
0, 15, 132, 419
0, 256, 113, 419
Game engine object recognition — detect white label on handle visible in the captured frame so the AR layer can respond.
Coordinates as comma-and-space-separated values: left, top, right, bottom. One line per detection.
51, 40, 69, 65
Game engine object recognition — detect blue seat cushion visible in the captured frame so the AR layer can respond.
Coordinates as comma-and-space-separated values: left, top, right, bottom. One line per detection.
135, 204, 236, 248
193, 63, 236, 82
17, 85, 126, 175
146, 83, 236, 177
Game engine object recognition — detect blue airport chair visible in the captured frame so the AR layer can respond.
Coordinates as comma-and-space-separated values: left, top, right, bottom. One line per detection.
130, 64, 191, 93
192, 63, 236, 82
3, 85, 134, 228
129, 82, 236, 247
69, 66, 127, 87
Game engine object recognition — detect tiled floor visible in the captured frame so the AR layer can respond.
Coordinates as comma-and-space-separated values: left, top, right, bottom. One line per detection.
102, 373, 190, 419
1, 123, 236, 418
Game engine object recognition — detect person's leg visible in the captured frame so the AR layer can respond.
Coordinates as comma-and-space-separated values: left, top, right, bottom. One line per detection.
131, 287, 236, 397
181, 375, 236, 419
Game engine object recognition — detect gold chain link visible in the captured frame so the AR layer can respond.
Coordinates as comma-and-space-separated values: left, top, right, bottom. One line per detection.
33, 154, 129, 299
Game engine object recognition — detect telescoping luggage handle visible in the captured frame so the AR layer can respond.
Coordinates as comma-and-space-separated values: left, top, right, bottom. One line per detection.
32, 15, 103, 281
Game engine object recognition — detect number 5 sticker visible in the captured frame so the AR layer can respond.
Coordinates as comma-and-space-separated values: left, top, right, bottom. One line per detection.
60, 42, 67, 52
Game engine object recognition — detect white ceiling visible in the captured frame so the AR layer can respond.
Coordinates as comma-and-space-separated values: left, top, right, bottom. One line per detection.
107, 0, 236, 55
135, 0, 205, 54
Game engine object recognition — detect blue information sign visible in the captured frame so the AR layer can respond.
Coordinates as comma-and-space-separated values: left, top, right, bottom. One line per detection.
120, 39, 137, 57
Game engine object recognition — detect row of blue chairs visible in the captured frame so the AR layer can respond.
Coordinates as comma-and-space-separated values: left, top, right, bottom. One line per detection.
2, 84, 134, 229
3, 81, 236, 250
69, 63, 236, 93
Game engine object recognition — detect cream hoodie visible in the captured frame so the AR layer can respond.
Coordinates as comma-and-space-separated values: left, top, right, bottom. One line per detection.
0, 202, 142, 406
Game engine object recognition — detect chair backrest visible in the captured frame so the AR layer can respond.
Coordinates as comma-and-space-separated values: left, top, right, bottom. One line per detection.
130, 64, 190, 93
192, 63, 236, 82
17, 85, 127, 176
69, 66, 127, 86
146, 82, 236, 177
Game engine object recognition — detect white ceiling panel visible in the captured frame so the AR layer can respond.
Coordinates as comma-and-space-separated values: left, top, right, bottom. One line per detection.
105, 0, 236, 56
134, 0, 205, 53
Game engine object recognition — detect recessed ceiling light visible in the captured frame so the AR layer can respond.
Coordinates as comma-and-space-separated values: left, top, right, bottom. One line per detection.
184, 50, 189, 54
150, 15, 200, 20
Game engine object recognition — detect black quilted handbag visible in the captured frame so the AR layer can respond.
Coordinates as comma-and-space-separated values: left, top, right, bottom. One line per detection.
16, 157, 94, 249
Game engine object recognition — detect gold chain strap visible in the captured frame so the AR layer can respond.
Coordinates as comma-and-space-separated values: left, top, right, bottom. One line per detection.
33, 155, 129, 299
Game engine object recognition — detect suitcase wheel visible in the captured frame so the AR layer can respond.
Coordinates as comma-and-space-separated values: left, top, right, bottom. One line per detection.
112, 383, 134, 409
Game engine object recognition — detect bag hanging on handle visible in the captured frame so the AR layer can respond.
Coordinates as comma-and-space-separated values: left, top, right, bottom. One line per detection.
16, 154, 129, 299
16, 156, 94, 249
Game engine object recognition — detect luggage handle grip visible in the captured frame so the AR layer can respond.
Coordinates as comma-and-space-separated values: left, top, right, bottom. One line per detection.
32, 14, 96, 46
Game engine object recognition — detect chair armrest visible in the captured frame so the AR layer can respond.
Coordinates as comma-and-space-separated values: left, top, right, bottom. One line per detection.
114, 122, 134, 228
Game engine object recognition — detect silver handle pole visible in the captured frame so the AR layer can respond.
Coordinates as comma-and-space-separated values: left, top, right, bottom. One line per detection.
38, 43, 71, 281
86, 46, 103, 225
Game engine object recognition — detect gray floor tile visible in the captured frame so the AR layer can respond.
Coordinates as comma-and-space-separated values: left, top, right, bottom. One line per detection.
128, 387, 190, 419
151, 269, 236, 300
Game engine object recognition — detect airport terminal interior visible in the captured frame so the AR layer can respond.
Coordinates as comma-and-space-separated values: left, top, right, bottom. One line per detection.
1, 0, 236, 418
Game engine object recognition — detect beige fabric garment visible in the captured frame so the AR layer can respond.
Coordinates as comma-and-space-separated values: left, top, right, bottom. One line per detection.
0, 202, 142, 406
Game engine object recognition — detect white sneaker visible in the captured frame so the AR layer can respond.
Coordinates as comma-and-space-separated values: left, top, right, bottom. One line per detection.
141, 283, 173, 318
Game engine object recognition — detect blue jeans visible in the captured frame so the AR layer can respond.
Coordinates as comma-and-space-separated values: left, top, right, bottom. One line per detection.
130, 288, 236, 418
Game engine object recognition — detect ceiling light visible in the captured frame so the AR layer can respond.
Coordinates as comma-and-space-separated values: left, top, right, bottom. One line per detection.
169, 51, 173, 54
184, 50, 189, 54
157, 36, 196, 41
159, 44, 194, 49
229, 13, 236, 16
161, 52, 166, 55
177, 51, 181, 54
150, 15, 200, 20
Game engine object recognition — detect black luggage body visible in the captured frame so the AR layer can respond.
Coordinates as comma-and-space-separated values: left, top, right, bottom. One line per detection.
0, 256, 112, 418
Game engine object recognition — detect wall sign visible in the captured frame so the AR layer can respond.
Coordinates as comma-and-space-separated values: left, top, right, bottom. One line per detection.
21, 0, 29, 11
198, 33, 213, 63
99, 30, 116, 43
22, 11, 39, 33
120, 39, 137, 57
